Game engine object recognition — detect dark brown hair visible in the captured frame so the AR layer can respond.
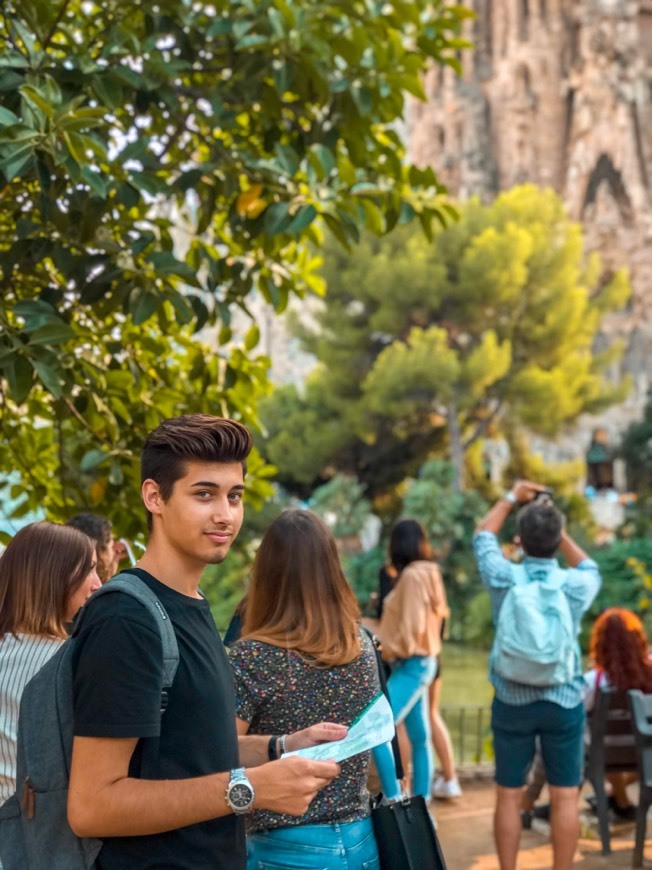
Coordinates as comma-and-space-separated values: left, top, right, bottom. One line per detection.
242, 509, 361, 667
0, 522, 94, 639
141, 414, 253, 527
66, 512, 112, 549
517, 502, 563, 558
389, 519, 432, 574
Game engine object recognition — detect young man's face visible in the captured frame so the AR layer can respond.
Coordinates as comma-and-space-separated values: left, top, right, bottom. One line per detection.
148, 460, 245, 566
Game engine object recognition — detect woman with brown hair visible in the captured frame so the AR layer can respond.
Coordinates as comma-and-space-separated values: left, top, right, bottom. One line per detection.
0, 521, 101, 806
583, 607, 652, 818
229, 509, 399, 870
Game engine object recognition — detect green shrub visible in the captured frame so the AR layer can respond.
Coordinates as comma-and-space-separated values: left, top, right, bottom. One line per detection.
583, 537, 652, 645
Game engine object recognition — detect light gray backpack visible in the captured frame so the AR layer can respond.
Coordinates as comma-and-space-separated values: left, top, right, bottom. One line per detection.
0, 573, 179, 870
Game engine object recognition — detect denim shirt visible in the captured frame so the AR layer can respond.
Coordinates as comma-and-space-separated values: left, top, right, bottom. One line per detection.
473, 531, 601, 708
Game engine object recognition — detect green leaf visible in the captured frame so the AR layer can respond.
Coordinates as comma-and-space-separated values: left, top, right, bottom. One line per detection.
27, 321, 76, 346
287, 204, 318, 234
148, 251, 201, 288
244, 324, 260, 350
274, 143, 300, 176
4, 356, 33, 404
310, 144, 336, 177
91, 74, 124, 109
32, 358, 65, 398
81, 166, 108, 198
14, 299, 61, 329
0, 107, 20, 124
264, 202, 292, 235
80, 449, 109, 472
0, 143, 34, 180
129, 290, 159, 325
20, 84, 55, 119
109, 462, 124, 485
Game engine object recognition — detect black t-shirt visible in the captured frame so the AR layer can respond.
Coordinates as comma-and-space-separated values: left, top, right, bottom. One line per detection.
72, 568, 245, 869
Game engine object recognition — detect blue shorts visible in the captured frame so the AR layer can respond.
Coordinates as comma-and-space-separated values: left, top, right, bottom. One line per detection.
491, 697, 585, 788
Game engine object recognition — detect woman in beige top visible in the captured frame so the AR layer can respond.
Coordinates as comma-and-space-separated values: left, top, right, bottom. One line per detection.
378, 519, 448, 799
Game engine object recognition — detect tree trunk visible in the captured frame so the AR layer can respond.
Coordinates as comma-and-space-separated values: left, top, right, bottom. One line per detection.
447, 400, 465, 492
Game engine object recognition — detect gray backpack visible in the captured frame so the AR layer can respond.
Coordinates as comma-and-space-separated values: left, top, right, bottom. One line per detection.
0, 573, 179, 870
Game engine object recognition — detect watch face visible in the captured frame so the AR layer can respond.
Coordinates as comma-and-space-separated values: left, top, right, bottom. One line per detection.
229, 782, 253, 810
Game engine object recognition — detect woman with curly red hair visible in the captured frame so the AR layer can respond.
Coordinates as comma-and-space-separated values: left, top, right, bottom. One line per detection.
584, 608, 652, 708
583, 608, 652, 817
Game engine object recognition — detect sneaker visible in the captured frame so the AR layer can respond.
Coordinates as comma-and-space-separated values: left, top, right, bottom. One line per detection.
432, 776, 462, 799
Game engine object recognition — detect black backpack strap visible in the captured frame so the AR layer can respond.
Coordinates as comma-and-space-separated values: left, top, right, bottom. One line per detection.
73, 573, 179, 693
362, 625, 404, 781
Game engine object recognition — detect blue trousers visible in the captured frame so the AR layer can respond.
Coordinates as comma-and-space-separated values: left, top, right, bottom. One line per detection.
384, 656, 436, 798
247, 817, 379, 869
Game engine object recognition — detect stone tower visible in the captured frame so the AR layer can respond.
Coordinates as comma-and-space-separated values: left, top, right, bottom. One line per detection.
410, 0, 652, 431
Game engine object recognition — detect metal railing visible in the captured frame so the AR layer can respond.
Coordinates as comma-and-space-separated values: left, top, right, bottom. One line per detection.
440, 705, 493, 769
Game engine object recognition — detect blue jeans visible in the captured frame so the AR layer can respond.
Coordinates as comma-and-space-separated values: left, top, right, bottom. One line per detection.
386, 656, 436, 798
247, 817, 379, 869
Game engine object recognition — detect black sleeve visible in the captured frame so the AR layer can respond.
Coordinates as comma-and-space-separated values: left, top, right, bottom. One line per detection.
72, 594, 164, 738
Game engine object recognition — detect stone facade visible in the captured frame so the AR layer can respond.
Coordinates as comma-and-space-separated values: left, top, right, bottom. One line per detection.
410, 0, 652, 440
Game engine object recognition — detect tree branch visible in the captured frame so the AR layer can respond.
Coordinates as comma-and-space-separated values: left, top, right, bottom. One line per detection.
462, 399, 504, 450
42, 0, 73, 51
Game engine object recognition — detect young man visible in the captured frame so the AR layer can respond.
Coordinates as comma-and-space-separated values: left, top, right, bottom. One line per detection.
473, 480, 601, 870
67, 415, 343, 869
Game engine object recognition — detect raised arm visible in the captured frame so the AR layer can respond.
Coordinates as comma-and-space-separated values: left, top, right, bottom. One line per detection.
558, 529, 591, 568
475, 480, 549, 535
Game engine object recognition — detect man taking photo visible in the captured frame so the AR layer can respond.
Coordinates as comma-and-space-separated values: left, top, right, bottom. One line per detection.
473, 480, 601, 870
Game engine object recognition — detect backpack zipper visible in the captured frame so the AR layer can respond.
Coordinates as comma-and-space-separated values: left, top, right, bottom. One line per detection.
21, 777, 35, 820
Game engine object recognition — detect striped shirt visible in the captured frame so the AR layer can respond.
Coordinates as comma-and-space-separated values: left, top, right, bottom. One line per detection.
0, 633, 63, 803
473, 531, 601, 709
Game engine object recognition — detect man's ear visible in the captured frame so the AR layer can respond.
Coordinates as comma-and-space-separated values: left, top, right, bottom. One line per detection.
142, 479, 163, 516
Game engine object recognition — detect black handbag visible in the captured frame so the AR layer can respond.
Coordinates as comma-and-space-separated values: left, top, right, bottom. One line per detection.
363, 627, 447, 870
371, 794, 446, 870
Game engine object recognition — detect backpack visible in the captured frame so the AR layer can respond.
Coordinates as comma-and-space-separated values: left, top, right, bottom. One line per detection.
0, 573, 179, 870
491, 564, 576, 687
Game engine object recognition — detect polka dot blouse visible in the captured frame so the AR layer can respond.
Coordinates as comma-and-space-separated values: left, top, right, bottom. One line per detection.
229, 627, 381, 832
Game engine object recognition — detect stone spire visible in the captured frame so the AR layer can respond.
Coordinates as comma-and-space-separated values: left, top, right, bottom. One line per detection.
409, 0, 652, 424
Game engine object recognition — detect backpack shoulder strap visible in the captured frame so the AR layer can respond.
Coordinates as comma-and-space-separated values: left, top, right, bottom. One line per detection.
541, 566, 568, 590
73, 573, 179, 689
510, 563, 529, 585
511, 562, 568, 589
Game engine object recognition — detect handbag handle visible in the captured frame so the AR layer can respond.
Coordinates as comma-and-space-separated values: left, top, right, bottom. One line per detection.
362, 626, 405, 781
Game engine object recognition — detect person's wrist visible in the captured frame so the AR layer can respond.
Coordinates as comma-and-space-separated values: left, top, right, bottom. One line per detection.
502, 490, 517, 505
268, 735, 280, 761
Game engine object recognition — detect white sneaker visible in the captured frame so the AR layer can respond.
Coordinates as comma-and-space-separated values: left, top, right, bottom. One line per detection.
432, 775, 462, 799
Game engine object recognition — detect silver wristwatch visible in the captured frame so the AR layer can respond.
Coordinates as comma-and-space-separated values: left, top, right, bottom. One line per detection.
225, 767, 255, 814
